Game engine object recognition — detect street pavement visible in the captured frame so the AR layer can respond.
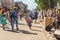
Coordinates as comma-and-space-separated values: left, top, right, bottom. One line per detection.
0, 18, 56, 40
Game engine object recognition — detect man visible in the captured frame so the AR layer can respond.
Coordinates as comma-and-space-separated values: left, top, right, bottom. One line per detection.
30, 11, 34, 20
34, 11, 39, 23
10, 8, 19, 31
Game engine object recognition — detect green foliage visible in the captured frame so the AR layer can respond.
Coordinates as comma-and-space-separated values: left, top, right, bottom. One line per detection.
57, 0, 60, 3
35, 6, 40, 11
35, 0, 58, 10
35, 0, 49, 10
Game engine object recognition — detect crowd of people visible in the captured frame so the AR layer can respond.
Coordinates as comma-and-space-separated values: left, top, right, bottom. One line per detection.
44, 9, 60, 40
0, 7, 60, 40
0, 7, 39, 32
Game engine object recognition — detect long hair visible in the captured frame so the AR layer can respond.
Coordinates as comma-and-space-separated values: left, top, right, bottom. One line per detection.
2, 9, 5, 14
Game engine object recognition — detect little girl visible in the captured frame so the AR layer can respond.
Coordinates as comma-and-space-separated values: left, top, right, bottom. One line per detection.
25, 11, 32, 30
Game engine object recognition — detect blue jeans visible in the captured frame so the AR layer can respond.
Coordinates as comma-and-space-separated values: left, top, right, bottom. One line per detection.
11, 18, 18, 29
27, 22, 32, 27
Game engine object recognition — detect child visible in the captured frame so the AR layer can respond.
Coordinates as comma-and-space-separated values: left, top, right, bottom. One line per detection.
25, 10, 32, 30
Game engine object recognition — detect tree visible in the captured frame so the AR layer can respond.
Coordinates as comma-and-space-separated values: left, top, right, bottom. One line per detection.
35, 0, 58, 10
57, 0, 60, 3
35, 6, 40, 11
35, 0, 49, 10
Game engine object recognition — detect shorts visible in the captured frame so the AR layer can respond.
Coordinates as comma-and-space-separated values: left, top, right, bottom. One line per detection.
27, 22, 32, 27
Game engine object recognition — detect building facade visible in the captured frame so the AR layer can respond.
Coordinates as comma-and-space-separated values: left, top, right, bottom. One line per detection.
15, 1, 28, 11
2, 0, 14, 9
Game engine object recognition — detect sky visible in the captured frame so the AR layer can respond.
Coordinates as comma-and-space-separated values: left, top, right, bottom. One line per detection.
14, 0, 37, 10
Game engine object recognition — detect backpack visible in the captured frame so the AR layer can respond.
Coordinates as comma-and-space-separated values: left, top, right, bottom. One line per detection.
12, 10, 18, 18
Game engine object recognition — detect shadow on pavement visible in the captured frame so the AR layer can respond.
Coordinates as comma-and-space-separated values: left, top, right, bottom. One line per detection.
5, 29, 38, 35
32, 26, 42, 28
18, 23, 42, 29
19, 30, 37, 35
18, 23, 26, 25
5, 30, 19, 33
0, 26, 10, 29
31, 29, 42, 32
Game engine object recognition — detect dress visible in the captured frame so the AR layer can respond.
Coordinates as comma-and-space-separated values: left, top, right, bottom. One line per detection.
0, 14, 2, 24
1, 14, 7, 24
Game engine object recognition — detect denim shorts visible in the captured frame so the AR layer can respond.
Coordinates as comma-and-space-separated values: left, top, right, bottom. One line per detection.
27, 22, 32, 27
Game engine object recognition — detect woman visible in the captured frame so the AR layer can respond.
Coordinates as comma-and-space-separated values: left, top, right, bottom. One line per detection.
1, 9, 7, 30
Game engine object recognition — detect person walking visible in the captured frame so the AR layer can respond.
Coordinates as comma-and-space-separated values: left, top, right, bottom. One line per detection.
1, 9, 7, 30
34, 11, 38, 23
10, 8, 19, 31
30, 11, 34, 21
25, 10, 32, 30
